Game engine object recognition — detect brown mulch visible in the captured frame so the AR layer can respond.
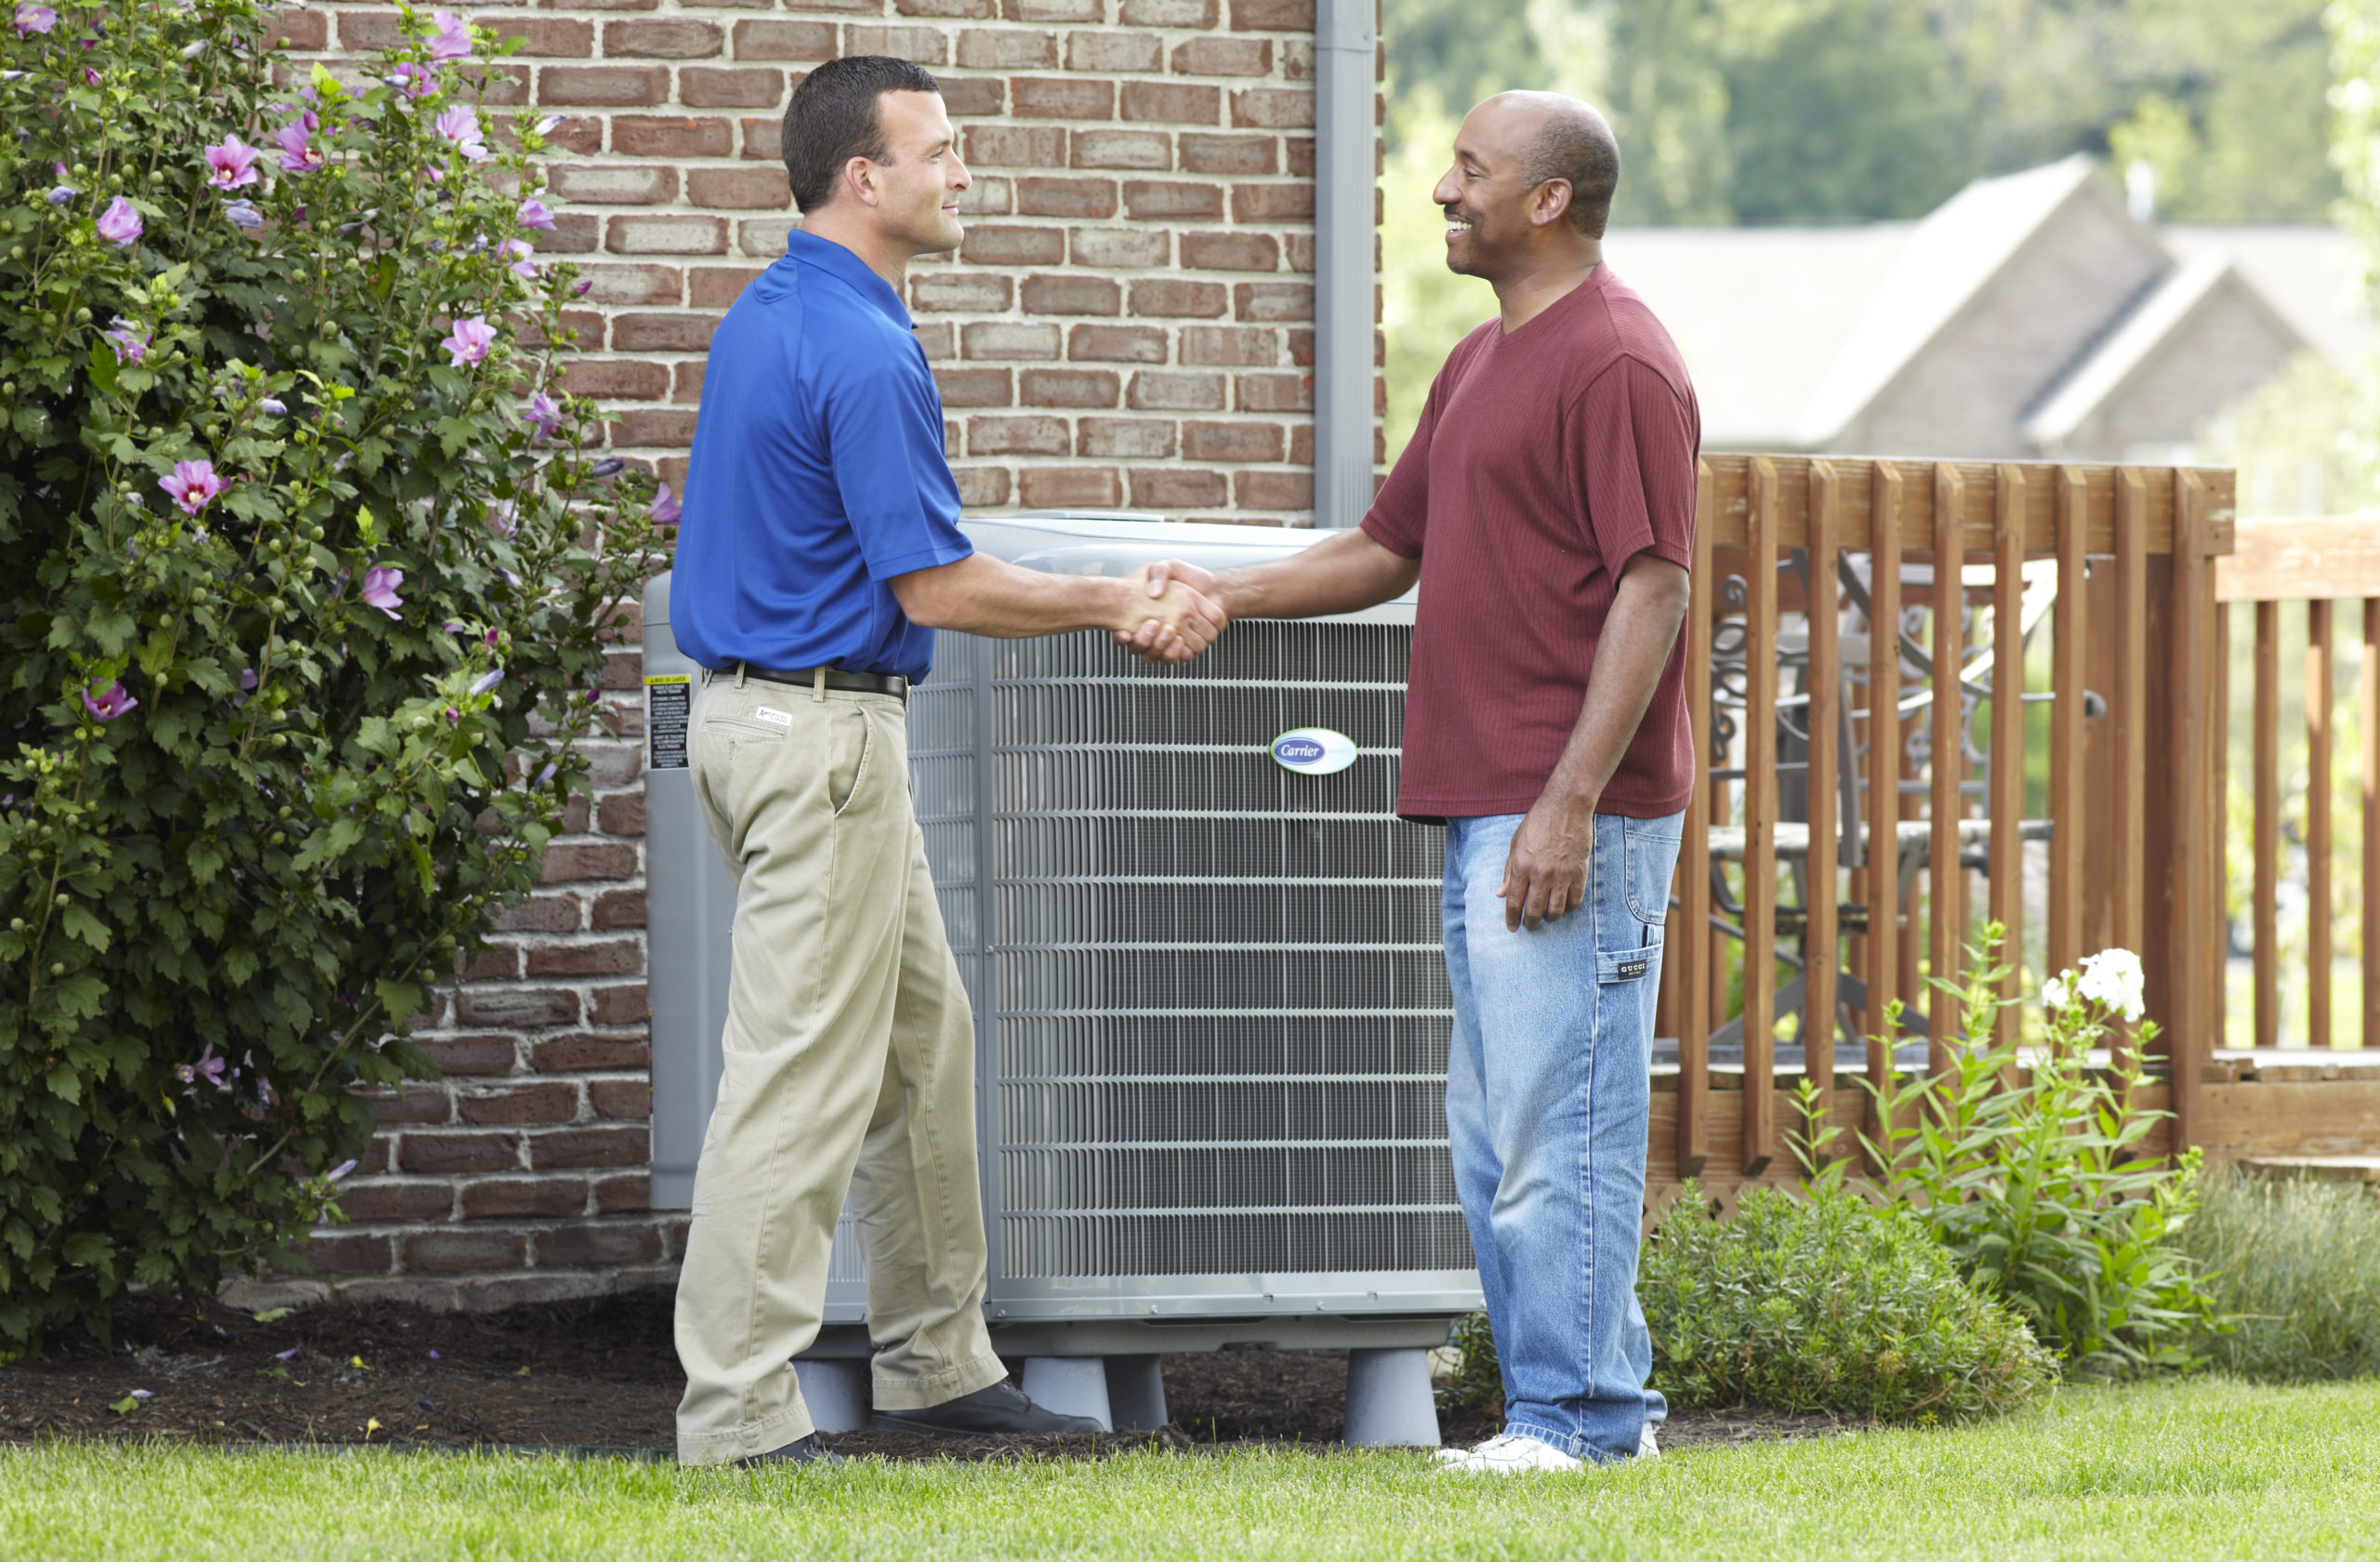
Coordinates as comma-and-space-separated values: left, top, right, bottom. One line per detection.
0, 1289, 1871, 1457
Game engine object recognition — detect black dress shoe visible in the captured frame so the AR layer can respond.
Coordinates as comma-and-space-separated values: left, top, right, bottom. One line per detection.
733, 1432, 840, 1467
870, 1379, 1104, 1436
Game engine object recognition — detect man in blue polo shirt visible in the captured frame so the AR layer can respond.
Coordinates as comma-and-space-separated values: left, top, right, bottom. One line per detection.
668, 56, 1227, 1467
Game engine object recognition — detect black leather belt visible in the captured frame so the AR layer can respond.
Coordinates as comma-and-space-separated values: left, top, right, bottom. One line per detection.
734, 663, 908, 703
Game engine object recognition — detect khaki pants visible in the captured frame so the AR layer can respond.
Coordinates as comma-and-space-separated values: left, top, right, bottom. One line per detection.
673, 672, 1005, 1464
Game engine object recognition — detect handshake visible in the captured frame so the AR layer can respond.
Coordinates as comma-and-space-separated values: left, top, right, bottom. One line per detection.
1115, 559, 1228, 665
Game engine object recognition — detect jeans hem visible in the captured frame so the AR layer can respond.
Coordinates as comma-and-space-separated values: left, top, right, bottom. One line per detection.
1506, 1420, 1644, 1466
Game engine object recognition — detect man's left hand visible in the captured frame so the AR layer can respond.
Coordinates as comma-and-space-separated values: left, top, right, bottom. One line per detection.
1119, 560, 1228, 664
1498, 790, 1595, 931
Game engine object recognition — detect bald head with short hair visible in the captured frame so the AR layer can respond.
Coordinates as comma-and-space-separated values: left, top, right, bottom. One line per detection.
1490, 90, 1620, 238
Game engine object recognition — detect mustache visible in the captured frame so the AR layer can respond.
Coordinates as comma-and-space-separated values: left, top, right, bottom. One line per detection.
1441, 205, 1477, 225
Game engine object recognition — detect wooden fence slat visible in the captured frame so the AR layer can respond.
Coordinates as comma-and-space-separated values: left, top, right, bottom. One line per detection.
1991, 467, 2026, 1048
2113, 470, 2149, 1073
1806, 462, 1841, 1124
2168, 470, 2214, 1150
1678, 460, 1714, 1180
2311, 596, 2334, 1052
2215, 598, 2231, 1056
2366, 599, 2380, 1053
2049, 468, 2086, 985
2254, 600, 2280, 1051
1930, 463, 1967, 1070
1743, 457, 1781, 1177
1865, 463, 1904, 1134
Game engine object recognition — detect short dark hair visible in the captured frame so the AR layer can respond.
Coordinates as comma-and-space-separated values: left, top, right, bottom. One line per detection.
1523, 105, 1621, 237
781, 55, 943, 214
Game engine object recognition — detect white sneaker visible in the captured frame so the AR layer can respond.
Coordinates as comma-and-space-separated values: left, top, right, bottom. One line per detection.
1638, 1423, 1659, 1461
1440, 1432, 1584, 1475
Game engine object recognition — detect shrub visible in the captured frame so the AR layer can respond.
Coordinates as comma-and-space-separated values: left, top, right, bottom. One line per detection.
1641, 1183, 2056, 1422
1439, 1310, 1502, 1415
1437, 1186, 2055, 1424
1855, 930, 2226, 1376
0, 0, 659, 1357
2180, 1171, 2380, 1382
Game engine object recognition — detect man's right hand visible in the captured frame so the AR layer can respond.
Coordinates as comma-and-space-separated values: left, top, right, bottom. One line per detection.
1115, 567, 1227, 663
1117, 559, 1224, 660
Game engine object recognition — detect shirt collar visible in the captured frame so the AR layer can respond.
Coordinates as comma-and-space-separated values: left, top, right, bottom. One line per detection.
784, 229, 913, 329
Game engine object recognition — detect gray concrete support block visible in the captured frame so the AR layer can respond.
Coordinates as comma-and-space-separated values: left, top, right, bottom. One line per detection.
1021, 1357, 1113, 1432
1343, 1347, 1439, 1448
1104, 1354, 1168, 1431
793, 1357, 871, 1435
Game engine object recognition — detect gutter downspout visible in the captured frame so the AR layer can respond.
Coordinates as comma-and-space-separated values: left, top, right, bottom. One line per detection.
1313, 0, 1377, 528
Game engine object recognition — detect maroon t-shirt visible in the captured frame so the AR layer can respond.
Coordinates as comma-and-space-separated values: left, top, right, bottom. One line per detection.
1362, 264, 1700, 823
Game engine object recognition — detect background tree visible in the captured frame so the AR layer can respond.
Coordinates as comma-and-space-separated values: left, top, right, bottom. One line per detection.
1383, 0, 2339, 229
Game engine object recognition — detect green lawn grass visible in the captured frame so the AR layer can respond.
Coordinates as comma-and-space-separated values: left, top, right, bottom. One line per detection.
5, 1378, 2378, 1561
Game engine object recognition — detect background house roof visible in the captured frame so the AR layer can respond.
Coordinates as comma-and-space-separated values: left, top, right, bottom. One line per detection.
2021, 253, 2242, 447
2163, 226, 2369, 367
1602, 160, 2358, 457
1601, 225, 1911, 448
1788, 155, 2108, 447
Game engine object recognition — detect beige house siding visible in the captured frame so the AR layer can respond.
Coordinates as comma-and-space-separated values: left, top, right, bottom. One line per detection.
2062, 285, 2302, 461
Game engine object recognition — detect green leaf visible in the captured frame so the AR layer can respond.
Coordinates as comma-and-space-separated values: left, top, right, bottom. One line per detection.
59, 903, 112, 954
61, 1233, 112, 1267
86, 341, 121, 399
374, 979, 425, 1030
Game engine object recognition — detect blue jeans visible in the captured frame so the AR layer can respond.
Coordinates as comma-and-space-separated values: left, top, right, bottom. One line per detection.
1443, 809, 1683, 1463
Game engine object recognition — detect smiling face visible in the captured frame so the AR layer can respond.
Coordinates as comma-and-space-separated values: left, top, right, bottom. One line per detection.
864, 89, 970, 258
1431, 95, 1583, 283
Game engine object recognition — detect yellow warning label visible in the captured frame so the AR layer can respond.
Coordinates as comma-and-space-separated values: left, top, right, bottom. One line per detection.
643, 673, 690, 685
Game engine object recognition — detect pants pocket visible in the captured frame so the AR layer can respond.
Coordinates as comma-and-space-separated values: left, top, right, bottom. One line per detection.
1620, 814, 1684, 929
828, 706, 876, 818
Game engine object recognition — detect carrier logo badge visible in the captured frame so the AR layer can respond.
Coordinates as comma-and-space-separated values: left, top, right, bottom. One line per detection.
1271, 727, 1357, 775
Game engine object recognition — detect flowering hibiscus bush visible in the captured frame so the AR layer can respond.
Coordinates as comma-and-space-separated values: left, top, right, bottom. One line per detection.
0, 0, 664, 1355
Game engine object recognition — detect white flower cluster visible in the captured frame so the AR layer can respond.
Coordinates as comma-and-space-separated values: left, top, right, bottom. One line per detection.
2041, 947, 2147, 1023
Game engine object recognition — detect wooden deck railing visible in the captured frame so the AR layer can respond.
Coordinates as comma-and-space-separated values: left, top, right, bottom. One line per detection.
2216, 517, 2380, 1054
1657, 456, 2236, 1179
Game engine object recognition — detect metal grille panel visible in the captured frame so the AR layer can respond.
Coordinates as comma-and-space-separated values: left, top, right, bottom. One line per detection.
921, 619, 1468, 1281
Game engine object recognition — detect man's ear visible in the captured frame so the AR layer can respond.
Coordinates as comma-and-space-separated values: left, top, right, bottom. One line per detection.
1530, 179, 1574, 230
841, 155, 879, 209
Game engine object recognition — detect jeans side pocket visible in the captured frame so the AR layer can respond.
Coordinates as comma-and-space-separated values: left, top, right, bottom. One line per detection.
1620, 814, 1684, 929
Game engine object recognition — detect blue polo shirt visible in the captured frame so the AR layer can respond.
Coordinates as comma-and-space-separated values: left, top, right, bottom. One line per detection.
671, 230, 972, 681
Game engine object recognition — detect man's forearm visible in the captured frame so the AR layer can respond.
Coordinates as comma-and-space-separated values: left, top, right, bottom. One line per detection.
1539, 557, 1692, 812
896, 552, 1148, 639
1210, 526, 1420, 620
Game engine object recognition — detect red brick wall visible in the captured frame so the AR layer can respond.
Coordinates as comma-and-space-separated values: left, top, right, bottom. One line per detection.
232, 0, 1369, 1313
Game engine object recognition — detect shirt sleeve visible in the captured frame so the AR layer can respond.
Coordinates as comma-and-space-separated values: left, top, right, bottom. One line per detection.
821, 340, 975, 583
1569, 354, 1699, 574
1358, 348, 1462, 561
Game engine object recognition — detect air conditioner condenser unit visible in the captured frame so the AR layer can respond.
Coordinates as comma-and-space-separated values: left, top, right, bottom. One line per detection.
644, 513, 1482, 1445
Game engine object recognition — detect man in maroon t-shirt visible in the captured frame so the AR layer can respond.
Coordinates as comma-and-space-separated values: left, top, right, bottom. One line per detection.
1130, 91, 1697, 1473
